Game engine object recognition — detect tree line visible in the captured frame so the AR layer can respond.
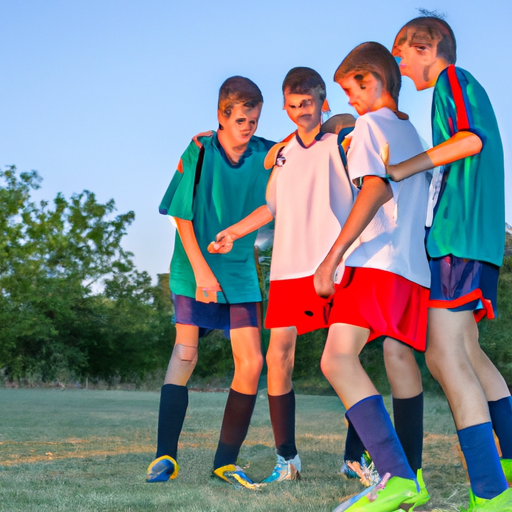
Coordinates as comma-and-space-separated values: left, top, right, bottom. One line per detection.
1, 165, 510, 390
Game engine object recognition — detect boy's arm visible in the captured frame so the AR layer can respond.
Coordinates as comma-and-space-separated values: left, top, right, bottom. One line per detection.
208, 205, 274, 254
314, 176, 393, 298
175, 218, 221, 303
384, 131, 482, 182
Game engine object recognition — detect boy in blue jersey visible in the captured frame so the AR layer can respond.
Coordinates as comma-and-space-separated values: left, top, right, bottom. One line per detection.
389, 14, 512, 510
147, 76, 274, 490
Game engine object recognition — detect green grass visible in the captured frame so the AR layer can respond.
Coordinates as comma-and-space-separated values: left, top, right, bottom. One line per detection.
0, 389, 470, 511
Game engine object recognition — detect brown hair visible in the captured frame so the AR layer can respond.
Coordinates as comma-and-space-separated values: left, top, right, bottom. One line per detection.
282, 67, 326, 102
398, 14, 456, 64
334, 42, 401, 104
218, 76, 263, 117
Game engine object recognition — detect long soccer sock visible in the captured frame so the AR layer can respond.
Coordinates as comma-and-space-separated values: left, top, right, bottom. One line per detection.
457, 422, 508, 499
488, 396, 512, 459
393, 393, 424, 473
155, 383, 189, 460
346, 395, 415, 481
344, 418, 367, 462
268, 390, 297, 460
213, 388, 257, 470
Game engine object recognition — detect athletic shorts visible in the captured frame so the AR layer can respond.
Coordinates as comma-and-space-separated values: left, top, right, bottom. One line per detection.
172, 293, 261, 339
265, 275, 330, 335
428, 255, 499, 322
328, 267, 429, 352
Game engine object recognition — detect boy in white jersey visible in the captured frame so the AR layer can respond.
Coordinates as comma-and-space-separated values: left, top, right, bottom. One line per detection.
211, 67, 356, 482
314, 42, 431, 511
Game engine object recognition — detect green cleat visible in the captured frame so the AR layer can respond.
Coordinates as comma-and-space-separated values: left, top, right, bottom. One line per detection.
333, 473, 425, 511
415, 469, 430, 507
464, 487, 512, 511
502, 458, 512, 487
146, 455, 179, 482
212, 464, 264, 491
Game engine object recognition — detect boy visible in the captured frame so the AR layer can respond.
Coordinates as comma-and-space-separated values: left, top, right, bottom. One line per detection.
147, 76, 274, 490
314, 42, 431, 511
390, 14, 512, 510
211, 67, 357, 482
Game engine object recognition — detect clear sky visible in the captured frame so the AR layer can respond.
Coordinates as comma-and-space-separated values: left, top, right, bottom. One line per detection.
2, 0, 511, 281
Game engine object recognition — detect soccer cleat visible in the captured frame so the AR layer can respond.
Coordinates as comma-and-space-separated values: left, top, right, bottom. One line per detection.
341, 452, 380, 487
212, 464, 263, 491
502, 458, 512, 487
332, 473, 425, 511
146, 455, 179, 482
415, 469, 430, 508
261, 453, 301, 483
465, 487, 512, 511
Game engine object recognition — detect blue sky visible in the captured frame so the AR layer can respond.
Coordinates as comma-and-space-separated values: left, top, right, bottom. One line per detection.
2, 0, 511, 281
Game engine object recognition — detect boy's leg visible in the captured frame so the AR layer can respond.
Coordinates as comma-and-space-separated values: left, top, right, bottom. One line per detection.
463, 326, 512, 466
263, 327, 301, 482
148, 324, 199, 482
426, 309, 508, 499
321, 324, 414, 480
213, 326, 263, 471
383, 337, 424, 474
323, 324, 424, 511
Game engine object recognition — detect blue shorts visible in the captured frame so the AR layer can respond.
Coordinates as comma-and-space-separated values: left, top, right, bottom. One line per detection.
428, 255, 499, 321
172, 293, 261, 338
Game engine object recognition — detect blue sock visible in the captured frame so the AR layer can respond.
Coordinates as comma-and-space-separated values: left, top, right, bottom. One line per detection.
155, 384, 188, 460
457, 422, 508, 499
213, 389, 257, 469
489, 397, 512, 459
393, 393, 423, 473
268, 390, 297, 460
346, 395, 415, 481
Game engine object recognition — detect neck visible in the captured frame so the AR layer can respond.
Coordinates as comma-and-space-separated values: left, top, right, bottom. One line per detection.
217, 131, 248, 164
297, 123, 321, 147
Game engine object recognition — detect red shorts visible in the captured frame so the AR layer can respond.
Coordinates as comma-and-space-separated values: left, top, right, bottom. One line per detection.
265, 275, 330, 335
328, 267, 429, 352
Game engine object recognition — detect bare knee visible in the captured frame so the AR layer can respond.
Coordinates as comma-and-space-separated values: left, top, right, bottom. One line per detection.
320, 350, 352, 381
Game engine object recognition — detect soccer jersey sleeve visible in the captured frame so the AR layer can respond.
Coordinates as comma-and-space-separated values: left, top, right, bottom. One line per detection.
159, 136, 207, 219
346, 117, 386, 183
432, 65, 482, 143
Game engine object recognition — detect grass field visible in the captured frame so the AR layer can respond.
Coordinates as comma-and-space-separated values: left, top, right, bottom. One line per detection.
0, 388, 471, 511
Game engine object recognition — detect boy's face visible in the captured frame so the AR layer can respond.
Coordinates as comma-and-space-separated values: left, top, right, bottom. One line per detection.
283, 89, 323, 132
392, 26, 441, 90
217, 102, 262, 148
337, 72, 384, 116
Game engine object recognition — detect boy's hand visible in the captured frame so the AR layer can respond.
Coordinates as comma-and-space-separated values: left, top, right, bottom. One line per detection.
207, 230, 235, 254
314, 260, 335, 299
195, 270, 222, 303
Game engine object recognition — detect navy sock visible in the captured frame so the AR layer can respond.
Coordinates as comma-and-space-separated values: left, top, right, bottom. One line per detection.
346, 395, 415, 480
489, 396, 512, 459
155, 383, 188, 460
393, 393, 423, 473
458, 422, 508, 499
344, 418, 367, 462
213, 389, 257, 470
268, 390, 297, 460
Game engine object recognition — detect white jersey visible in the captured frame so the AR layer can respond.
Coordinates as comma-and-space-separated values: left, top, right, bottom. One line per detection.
266, 132, 356, 281
344, 107, 431, 288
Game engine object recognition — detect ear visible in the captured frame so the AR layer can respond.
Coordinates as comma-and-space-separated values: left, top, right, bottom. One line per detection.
217, 109, 224, 130
322, 98, 331, 113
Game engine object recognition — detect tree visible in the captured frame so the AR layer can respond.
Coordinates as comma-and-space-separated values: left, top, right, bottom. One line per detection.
0, 166, 173, 382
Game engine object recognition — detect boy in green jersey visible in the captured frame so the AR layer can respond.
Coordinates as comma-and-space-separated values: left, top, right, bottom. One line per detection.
147, 76, 274, 489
